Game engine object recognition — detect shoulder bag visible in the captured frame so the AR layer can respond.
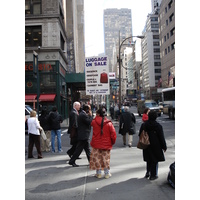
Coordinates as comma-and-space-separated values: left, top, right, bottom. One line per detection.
137, 129, 150, 149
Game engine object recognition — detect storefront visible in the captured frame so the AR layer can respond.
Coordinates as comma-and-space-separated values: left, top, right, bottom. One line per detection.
25, 60, 67, 119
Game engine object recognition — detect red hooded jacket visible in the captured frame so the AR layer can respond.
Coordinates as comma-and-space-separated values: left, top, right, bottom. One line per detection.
91, 116, 117, 150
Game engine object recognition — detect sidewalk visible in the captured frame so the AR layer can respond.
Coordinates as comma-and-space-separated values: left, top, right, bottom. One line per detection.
25, 144, 175, 200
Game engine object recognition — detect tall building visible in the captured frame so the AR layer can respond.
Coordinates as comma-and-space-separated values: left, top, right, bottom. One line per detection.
25, 0, 85, 118
103, 8, 132, 72
151, 0, 162, 12
159, 0, 175, 88
141, 9, 162, 101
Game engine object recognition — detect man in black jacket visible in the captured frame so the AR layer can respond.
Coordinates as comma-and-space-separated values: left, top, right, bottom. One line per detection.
66, 101, 80, 158
49, 106, 63, 153
68, 104, 92, 167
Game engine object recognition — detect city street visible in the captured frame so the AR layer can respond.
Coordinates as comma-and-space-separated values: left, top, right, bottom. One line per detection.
25, 106, 175, 200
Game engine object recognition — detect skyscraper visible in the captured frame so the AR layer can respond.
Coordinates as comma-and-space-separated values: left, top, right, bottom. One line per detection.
103, 8, 132, 72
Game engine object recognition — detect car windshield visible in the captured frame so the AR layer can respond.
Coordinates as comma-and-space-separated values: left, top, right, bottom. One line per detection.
26, 105, 33, 112
145, 102, 158, 107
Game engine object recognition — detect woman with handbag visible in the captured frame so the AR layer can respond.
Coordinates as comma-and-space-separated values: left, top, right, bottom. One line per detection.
90, 108, 117, 179
139, 110, 167, 180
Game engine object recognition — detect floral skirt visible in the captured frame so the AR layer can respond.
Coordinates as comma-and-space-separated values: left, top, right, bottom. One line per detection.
90, 148, 111, 170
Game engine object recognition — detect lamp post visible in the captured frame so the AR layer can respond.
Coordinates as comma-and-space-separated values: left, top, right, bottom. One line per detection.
118, 32, 144, 109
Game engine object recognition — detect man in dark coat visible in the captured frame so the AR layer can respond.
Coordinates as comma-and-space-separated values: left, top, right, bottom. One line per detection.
49, 106, 63, 153
68, 104, 93, 167
139, 110, 167, 180
66, 101, 80, 158
119, 106, 136, 147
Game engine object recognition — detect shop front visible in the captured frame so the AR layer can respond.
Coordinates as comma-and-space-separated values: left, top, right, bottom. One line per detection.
25, 60, 67, 119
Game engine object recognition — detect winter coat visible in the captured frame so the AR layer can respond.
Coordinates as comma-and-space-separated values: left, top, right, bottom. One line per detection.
77, 110, 92, 140
91, 116, 117, 150
39, 113, 50, 131
139, 120, 167, 163
49, 111, 63, 130
119, 111, 136, 135
68, 108, 79, 144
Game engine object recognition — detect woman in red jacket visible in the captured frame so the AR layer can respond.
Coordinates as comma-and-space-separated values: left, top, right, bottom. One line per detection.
90, 108, 117, 179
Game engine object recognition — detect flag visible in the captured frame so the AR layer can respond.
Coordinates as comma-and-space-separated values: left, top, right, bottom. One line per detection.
168, 71, 173, 85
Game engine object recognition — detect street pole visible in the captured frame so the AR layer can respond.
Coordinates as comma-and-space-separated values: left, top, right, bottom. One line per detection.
118, 30, 121, 109
33, 51, 40, 115
118, 34, 144, 110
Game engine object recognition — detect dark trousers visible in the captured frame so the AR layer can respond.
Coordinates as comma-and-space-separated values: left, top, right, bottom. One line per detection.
146, 161, 158, 177
28, 133, 42, 158
69, 140, 91, 164
67, 144, 77, 156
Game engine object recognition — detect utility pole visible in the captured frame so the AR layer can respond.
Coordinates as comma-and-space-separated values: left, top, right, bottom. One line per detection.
118, 30, 121, 109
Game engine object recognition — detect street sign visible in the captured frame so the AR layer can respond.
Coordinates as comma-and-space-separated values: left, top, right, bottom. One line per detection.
85, 56, 110, 95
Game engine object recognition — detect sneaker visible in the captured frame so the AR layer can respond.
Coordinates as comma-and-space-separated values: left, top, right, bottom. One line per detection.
105, 173, 112, 179
58, 149, 63, 153
95, 174, 102, 179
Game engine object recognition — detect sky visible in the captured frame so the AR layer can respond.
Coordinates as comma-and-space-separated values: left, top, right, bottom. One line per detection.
84, 0, 152, 57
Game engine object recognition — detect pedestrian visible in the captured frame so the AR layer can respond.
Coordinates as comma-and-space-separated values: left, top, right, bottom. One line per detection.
66, 101, 81, 158
119, 106, 136, 147
68, 104, 93, 167
27, 110, 43, 159
39, 107, 51, 152
142, 107, 150, 122
90, 108, 117, 179
139, 110, 167, 180
49, 106, 63, 153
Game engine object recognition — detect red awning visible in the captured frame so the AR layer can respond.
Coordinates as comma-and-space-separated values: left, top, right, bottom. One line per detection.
25, 94, 37, 102
39, 94, 56, 102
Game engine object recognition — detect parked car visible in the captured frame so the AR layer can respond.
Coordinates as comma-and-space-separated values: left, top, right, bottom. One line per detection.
137, 100, 161, 117
167, 162, 175, 188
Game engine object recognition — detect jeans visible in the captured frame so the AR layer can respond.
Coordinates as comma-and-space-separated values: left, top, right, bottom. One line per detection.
51, 129, 62, 152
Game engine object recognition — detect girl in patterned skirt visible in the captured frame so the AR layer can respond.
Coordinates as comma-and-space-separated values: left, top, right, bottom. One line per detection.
90, 108, 117, 178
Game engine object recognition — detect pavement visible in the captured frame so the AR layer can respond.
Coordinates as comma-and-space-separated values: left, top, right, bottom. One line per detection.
25, 113, 175, 200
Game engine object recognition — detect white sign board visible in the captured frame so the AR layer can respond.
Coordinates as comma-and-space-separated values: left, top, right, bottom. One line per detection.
85, 56, 110, 95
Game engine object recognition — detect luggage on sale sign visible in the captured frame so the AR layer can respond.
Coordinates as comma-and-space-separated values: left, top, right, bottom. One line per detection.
100, 72, 108, 83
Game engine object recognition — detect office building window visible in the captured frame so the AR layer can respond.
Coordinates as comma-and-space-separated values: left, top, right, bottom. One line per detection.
170, 27, 175, 36
169, 13, 174, 22
60, 33, 65, 50
25, 0, 41, 15
168, 46, 170, 53
171, 42, 175, 50
25, 26, 42, 47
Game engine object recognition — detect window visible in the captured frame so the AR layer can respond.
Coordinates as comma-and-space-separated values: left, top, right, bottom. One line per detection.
154, 55, 160, 59
60, 33, 65, 50
165, 48, 167, 55
171, 42, 175, 50
164, 35, 166, 42
165, 7, 167, 13
170, 27, 175, 36
166, 19, 168, 26
155, 69, 161, 73
153, 35, 159, 39
25, 0, 41, 15
25, 26, 42, 47
154, 62, 161, 66
167, 33, 169, 39
154, 48, 160, 53
168, 0, 173, 9
168, 46, 170, 53
169, 13, 174, 22
153, 41, 159, 46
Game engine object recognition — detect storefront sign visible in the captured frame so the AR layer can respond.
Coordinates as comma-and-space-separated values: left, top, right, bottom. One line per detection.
25, 63, 53, 71
85, 56, 110, 95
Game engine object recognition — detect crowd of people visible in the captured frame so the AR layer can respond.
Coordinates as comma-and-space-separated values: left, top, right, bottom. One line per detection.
26, 101, 167, 180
